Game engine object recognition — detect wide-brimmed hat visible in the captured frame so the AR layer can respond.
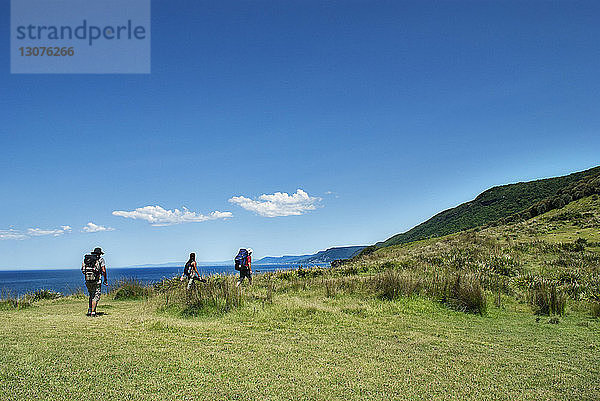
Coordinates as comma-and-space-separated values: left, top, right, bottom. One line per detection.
92, 247, 104, 255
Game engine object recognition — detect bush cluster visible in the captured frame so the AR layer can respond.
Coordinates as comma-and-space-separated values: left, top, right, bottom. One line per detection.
505, 175, 600, 223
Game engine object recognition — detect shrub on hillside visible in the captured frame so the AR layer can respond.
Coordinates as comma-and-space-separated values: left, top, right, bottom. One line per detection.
557, 238, 587, 253
275, 269, 297, 281
549, 211, 583, 222
380, 261, 396, 270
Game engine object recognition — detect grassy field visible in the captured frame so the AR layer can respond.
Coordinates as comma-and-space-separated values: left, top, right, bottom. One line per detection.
0, 287, 598, 400
1, 195, 599, 400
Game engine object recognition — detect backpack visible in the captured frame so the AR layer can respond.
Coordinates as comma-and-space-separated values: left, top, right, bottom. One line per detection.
184, 260, 194, 276
234, 249, 249, 271
83, 254, 101, 282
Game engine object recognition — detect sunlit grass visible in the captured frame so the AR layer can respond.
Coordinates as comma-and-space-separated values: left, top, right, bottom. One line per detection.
1, 195, 599, 400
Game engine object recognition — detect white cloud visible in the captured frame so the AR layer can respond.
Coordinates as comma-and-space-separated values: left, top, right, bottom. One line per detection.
228, 189, 321, 217
27, 226, 72, 237
1, 226, 71, 240
112, 205, 233, 226
82, 222, 115, 233
0, 229, 28, 240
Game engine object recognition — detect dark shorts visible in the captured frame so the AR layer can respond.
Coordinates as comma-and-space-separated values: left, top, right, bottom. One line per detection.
239, 269, 252, 279
85, 281, 101, 302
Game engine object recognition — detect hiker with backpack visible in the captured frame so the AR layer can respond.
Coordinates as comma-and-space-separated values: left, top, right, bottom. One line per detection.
81, 247, 107, 317
180, 252, 206, 289
235, 248, 253, 286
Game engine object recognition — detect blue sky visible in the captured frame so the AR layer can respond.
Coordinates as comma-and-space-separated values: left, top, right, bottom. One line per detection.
1, 0, 599, 269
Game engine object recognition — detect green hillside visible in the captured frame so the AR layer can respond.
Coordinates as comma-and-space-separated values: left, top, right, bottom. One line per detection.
373, 165, 600, 250
351, 194, 600, 313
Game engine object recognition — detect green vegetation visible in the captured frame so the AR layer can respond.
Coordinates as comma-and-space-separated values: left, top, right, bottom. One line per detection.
111, 278, 152, 300
1, 195, 599, 400
0, 289, 62, 310
369, 165, 600, 251
1, 281, 598, 400
155, 275, 243, 316
355, 195, 600, 315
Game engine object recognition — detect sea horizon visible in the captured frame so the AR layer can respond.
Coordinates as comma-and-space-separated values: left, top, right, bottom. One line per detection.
0, 263, 325, 297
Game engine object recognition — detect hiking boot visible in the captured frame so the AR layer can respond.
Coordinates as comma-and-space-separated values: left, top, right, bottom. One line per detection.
86, 309, 92, 317
91, 312, 97, 317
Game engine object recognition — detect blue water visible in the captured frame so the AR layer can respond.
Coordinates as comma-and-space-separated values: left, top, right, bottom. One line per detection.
0, 264, 316, 297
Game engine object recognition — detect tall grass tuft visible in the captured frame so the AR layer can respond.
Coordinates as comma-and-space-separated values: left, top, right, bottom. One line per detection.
371, 270, 423, 300
70, 287, 87, 299
112, 278, 152, 300
528, 283, 566, 316
0, 290, 33, 310
590, 302, 600, 318
589, 302, 600, 318
324, 278, 337, 298
0, 291, 20, 310
28, 289, 62, 301
446, 273, 487, 315
323, 276, 358, 298
159, 275, 243, 316
586, 292, 600, 318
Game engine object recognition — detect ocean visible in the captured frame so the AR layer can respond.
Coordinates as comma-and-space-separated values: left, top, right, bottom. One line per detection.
0, 264, 313, 297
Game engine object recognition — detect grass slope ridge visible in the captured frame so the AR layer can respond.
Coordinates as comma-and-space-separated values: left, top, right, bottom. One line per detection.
376, 165, 600, 249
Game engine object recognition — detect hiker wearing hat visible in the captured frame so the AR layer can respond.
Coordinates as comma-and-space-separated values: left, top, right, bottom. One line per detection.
81, 247, 108, 317
235, 248, 253, 287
